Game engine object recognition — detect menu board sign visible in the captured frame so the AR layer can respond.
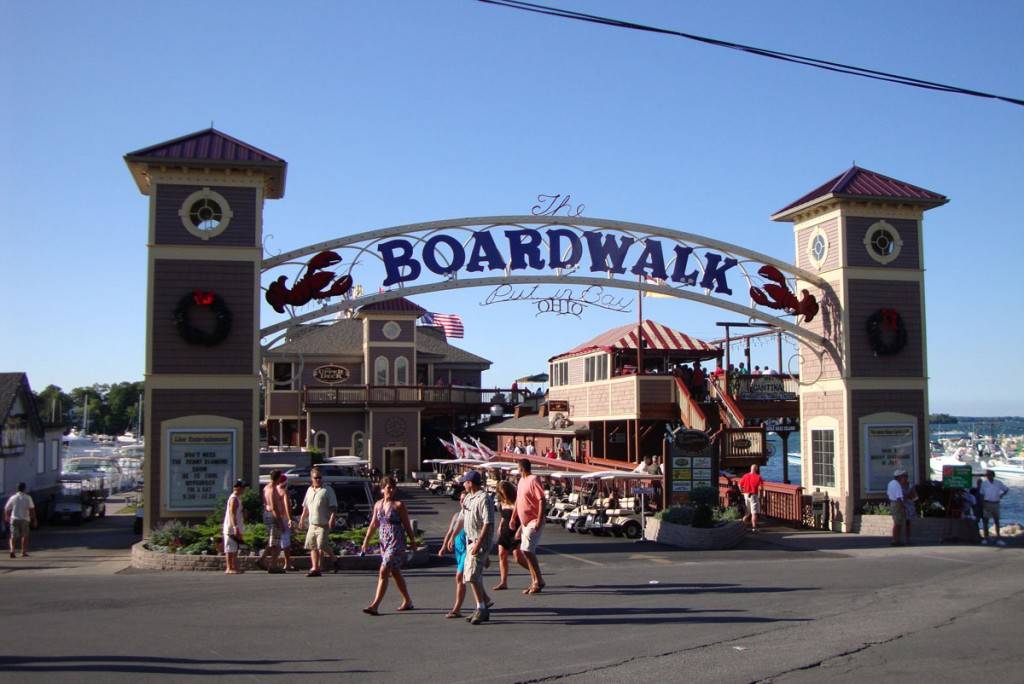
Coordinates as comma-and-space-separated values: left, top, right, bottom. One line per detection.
167, 430, 235, 511
664, 438, 717, 504
863, 424, 916, 492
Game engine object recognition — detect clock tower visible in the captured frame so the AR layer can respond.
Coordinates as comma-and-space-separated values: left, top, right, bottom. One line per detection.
773, 167, 946, 530
125, 129, 286, 534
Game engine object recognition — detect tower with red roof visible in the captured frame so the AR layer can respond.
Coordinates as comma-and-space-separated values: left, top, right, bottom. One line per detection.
773, 166, 947, 530
125, 129, 287, 534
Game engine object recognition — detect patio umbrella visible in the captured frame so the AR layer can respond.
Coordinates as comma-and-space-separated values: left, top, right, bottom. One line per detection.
515, 373, 549, 383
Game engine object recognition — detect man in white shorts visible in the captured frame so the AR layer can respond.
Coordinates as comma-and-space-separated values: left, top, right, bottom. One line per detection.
511, 459, 547, 594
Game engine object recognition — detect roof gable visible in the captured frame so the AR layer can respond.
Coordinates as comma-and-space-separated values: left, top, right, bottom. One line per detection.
357, 297, 427, 316
773, 166, 947, 220
125, 128, 284, 163
551, 320, 715, 361
123, 128, 287, 198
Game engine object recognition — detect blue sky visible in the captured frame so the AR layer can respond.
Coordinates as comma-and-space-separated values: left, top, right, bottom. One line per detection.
1, 1, 1021, 415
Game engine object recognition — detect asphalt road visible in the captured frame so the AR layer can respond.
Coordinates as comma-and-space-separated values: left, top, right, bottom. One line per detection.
1, 487, 1021, 683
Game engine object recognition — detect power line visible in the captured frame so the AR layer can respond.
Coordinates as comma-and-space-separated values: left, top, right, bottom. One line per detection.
478, 0, 1024, 108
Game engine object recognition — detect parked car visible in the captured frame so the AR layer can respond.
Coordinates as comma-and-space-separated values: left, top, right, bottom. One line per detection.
263, 467, 377, 525
50, 474, 107, 525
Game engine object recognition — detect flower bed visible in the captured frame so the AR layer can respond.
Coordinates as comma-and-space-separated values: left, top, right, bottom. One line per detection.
132, 538, 430, 572
853, 514, 980, 543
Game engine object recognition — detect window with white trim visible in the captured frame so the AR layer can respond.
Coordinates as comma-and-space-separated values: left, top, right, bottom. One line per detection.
50, 439, 60, 471
584, 355, 608, 382
374, 356, 389, 385
37, 442, 45, 474
811, 429, 836, 487
394, 356, 409, 386
352, 431, 365, 458
550, 361, 569, 386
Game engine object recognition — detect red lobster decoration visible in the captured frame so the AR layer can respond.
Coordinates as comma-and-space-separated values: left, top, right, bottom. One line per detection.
748, 265, 820, 323
265, 250, 353, 314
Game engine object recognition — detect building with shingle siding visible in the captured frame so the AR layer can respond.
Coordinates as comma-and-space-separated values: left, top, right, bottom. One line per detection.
0, 373, 65, 517
262, 297, 492, 476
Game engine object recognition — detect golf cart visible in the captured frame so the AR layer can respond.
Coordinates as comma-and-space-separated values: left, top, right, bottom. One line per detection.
579, 471, 655, 539
545, 471, 587, 525
51, 473, 108, 525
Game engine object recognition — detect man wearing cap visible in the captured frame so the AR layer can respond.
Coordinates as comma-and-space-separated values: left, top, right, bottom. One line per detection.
979, 469, 1010, 547
258, 469, 288, 573
222, 479, 247, 574
887, 469, 909, 546
459, 470, 495, 625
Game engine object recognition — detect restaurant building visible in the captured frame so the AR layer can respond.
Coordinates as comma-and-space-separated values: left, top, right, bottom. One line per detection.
262, 297, 494, 474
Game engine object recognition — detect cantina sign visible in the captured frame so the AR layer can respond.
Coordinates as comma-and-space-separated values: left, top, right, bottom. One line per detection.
376, 229, 740, 293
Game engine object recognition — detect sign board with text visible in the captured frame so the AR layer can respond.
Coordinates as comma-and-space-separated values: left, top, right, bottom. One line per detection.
167, 429, 236, 511
942, 465, 973, 489
863, 424, 916, 492
663, 438, 717, 506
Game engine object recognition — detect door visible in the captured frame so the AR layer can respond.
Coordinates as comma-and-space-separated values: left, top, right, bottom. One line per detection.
383, 447, 407, 477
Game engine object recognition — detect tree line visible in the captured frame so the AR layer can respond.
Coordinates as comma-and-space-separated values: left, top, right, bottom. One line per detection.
34, 381, 145, 436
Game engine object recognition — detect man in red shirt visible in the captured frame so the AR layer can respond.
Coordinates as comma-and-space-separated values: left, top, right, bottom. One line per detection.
510, 459, 547, 594
738, 464, 764, 533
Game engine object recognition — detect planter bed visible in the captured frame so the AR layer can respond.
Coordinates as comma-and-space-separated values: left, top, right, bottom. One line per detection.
853, 514, 980, 544
644, 519, 745, 550
131, 541, 431, 572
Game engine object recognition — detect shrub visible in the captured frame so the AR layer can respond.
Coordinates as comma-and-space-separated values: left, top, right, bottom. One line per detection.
690, 485, 719, 509
656, 505, 695, 526
714, 506, 742, 522
308, 447, 325, 465
150, 520, 200, 549
243, 523, 269, 550
180, 539, 215, 555
863, 501, 892, 515
691, 504, 715, 528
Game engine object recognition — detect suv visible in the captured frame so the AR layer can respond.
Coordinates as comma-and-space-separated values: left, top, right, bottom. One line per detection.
280, 467, 376, 522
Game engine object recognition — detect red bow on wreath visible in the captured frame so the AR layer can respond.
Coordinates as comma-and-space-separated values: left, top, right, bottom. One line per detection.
193, 290, 215, 306
880, 308, 900, 332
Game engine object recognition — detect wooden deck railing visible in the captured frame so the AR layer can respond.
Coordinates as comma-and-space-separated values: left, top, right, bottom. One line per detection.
708, 376, 745, 428
719, 474, 804, 525
305, 385, 512, 408
673, 377, 708, 431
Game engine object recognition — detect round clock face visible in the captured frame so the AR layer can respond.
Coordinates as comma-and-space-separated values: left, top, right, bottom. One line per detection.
384, 416, 406, 437
382, 321, 402, 340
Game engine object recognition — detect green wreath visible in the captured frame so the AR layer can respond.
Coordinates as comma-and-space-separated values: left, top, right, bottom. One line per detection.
866, 308, 906, 356
174, 290, 232, 346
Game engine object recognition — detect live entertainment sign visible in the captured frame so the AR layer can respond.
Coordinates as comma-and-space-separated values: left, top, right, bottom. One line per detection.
167, 430, 235, 511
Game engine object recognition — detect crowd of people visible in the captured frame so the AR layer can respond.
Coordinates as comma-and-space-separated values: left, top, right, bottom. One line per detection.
886, 467, 1011, 546
223, 460, 548, 626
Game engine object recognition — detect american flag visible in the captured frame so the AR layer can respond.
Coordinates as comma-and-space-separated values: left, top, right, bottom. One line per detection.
420, 312, 464, 338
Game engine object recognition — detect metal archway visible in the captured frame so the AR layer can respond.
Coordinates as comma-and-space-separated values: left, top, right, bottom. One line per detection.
260, 215, 833, 353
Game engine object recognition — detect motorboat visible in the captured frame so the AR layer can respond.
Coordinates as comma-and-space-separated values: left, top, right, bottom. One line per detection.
981, 457, 1024, 478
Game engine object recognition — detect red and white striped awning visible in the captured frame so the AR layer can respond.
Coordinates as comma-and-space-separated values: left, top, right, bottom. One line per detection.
552, 320, 716, 360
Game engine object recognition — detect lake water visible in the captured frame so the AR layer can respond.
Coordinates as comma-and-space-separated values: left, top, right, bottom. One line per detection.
760, 432, 1023, 527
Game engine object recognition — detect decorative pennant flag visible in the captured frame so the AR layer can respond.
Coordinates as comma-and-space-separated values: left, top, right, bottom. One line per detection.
438, 437, 456, 457
452, 434, 480, 459
420, 312, 464, 338
470, 437, 497, 461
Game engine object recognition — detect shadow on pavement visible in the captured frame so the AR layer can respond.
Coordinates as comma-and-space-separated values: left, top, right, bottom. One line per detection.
486, 605, 811, 626
0, 655, 374, 676
553, 582, 818, 596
